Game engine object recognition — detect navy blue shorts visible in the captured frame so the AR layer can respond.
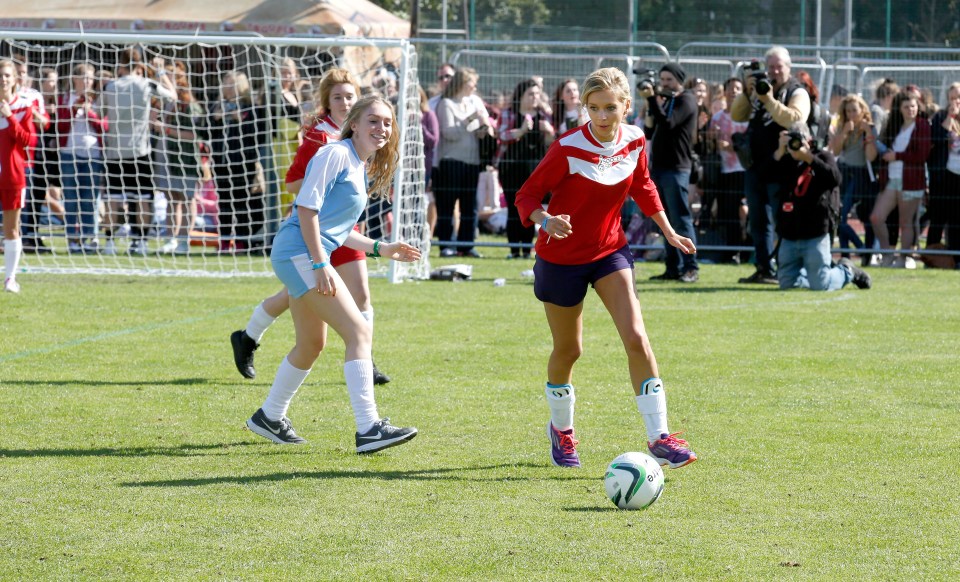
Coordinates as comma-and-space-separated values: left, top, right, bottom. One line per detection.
533, 245, 635, 307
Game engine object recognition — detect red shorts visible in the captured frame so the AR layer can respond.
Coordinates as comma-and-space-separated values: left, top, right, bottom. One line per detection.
0, 188, 26, 211
330, 225, 366, 267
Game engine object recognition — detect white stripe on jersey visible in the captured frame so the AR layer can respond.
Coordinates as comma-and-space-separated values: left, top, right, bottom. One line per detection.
560, 124, 646, 186
0, 95, 32, 130
314, 116, 340, 139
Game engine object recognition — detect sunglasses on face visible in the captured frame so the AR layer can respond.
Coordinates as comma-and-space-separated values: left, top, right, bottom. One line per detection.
438, 74, 453, 81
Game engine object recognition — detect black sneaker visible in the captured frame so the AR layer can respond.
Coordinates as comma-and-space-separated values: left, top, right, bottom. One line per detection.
372, 361, 391, 385
738, 270, 778, 285
355, 418, 418, 454
246, 408, 306, 444
649, 271, 681, 281
231, 330, 259, 379
839, 258, 872, 290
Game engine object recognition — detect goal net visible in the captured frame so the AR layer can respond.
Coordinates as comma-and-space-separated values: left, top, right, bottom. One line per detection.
2, 31, 429, 281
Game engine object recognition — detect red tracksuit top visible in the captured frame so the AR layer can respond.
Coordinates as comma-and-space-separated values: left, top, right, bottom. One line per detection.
515, 123, 664, 265
285, 114, 340, 185
0, 95, 37, 190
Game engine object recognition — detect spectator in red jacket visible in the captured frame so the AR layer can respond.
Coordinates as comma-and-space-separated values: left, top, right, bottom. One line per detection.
0, 59, 37, 293
57, 63, 107, 253
871, 91, 932, 268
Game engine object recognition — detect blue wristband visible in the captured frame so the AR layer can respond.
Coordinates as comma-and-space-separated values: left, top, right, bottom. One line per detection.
541, 216, 550, 231
311, 261, 328, 270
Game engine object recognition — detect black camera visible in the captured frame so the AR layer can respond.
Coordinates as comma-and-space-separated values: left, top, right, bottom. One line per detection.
786, 129, 806, 151
635, 68, 658, 93
745, 60, 771, 96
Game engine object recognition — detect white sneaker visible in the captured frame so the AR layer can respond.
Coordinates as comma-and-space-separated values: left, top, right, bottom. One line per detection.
903, 256, 917, 270
103, 239, 117, 256
117, 224, 131, 239
868, 254, 881, 267
160, 238, 178, 254
174, 239, 190, 255
128, 240, 148, 256
68, 241, 83, 254
4, 277, 20, 293
82, 239, 100, 254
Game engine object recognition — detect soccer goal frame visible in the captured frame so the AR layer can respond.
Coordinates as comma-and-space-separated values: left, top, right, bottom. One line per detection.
1, 29, 429, 282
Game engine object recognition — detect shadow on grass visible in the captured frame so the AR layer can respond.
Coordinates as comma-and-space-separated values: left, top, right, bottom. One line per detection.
0, 441, 257, 458
562, 506, 618, 512
0, 378, 212, 387
122, 462, 598, 488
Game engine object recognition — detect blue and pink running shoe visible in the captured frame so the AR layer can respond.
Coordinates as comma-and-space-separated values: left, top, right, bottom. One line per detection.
547, 422, 581, 468
648, 432, 697, 468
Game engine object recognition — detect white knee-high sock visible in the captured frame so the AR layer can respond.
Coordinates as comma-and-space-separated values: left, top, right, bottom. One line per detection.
245, 302, 277, 343
4, 239, 22, 281
344, 359, 379, 433
545, 382, 575, 431
262, 357, 311, 421
635, 377, 668, 443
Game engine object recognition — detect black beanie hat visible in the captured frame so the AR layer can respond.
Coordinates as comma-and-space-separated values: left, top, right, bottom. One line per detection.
659, 63, 686, 85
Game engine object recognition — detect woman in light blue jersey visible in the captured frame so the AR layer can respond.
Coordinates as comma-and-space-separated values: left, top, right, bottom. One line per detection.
245, 95, 422, 453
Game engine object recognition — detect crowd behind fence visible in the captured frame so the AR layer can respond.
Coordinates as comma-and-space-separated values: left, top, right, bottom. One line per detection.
1, 31, 957, 283
414, 39, 960, 269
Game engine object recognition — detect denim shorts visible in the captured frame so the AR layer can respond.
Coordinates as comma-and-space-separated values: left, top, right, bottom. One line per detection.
533, 245, 634, 307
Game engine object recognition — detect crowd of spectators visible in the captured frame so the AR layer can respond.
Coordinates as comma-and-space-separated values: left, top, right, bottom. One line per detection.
4, 45, 959, 274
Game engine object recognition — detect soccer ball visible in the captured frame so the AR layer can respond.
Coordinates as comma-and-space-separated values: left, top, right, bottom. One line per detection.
604, 452, 665, 510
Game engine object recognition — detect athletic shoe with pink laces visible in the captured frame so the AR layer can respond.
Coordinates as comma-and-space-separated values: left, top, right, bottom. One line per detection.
547, 422, 581, 468
648, 432, 697, 468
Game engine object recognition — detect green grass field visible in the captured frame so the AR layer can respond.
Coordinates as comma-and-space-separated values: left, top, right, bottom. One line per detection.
2, 258, 958, 580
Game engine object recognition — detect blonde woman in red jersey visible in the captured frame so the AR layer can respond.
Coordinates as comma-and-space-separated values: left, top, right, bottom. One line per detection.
230, 68, 391, 385
515, 67, 698, 469
0, 60, 37, 293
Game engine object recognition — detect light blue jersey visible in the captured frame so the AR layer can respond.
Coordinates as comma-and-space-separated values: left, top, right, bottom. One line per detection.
270, 139, 369, 297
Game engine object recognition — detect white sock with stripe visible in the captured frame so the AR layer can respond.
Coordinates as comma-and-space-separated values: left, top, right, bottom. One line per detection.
4, 238, 22, 282
545, 382, 575, 431
245, 302, 276, 343
344, 359, 379, 434
635, 377, 668, 443
262, 357, 311, 422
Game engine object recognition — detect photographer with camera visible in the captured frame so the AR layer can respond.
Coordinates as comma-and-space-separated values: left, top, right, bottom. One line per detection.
731, 46, 811, 284
772, 123, 871, 291
641, 63, 700, 283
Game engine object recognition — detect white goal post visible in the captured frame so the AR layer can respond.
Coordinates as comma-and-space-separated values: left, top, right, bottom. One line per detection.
1, 30, 429, 282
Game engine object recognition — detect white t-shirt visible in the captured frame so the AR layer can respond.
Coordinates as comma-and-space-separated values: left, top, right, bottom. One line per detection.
947, 131, 960, 175
887, 122, 915, 181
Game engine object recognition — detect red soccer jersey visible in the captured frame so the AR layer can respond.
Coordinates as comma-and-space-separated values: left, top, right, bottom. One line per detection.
515, 123, 663, 265
0, 95, 38, 190
285, 115, 340, 184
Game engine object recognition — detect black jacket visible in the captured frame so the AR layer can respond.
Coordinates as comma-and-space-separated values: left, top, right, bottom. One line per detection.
775, 149, 841, 241
645, 90, 697, 172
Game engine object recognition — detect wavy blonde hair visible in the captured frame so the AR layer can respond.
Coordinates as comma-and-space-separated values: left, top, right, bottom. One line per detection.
316, 67, 360, 114
580, 67, 631, 108
340, 95, 399, 199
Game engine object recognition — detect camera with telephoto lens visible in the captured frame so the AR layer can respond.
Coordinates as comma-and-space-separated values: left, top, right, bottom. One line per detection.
634, 67, 658, 93
786, 129, 806, 151
745, 60, 772, 96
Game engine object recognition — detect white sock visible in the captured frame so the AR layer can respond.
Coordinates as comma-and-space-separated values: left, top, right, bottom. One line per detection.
344, 359, 379, 433
545, 382, 575, 431
635, 377, 668, 443
261, 357, 311, 422
245, 302, 277, 343
4, 239, 22, 281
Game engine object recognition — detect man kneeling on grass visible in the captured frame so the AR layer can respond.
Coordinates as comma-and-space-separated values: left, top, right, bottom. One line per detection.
773, 123, 872, 291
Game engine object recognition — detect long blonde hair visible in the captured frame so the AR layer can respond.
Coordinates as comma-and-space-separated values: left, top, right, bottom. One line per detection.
340, 95, 399, 199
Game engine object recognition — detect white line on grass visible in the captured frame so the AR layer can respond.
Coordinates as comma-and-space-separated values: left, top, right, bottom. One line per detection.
0, 306, 248, 364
